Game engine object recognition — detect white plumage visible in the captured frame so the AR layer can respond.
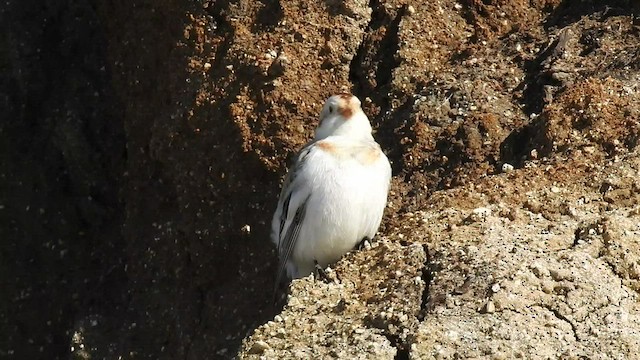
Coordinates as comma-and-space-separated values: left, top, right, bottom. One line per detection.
271, 94, 392, 285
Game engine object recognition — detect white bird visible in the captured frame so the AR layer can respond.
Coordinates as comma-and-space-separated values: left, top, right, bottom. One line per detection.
271, 93, 392, 287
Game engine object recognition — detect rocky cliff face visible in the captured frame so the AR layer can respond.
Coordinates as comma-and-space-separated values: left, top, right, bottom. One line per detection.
2, 0, 639, 359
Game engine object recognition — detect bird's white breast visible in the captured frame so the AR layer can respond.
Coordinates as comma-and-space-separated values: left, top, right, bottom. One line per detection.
287, 136, 391, 276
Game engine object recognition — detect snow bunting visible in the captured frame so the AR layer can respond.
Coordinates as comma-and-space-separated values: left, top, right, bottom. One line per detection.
271, 94, 392, 287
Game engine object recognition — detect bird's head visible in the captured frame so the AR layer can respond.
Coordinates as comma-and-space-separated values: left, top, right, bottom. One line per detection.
314, 94, 373, 140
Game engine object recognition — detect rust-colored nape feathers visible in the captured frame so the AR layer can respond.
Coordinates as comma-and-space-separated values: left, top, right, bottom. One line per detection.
316, 140, 336, 153
337, 93, 356, 119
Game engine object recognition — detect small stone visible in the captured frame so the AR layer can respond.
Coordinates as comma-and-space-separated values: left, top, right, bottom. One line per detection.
248, 340, 270, 354
268, 54, 289, 77
203, 62, 211, 71
553, 283, 574, 295
541, 280, 554, 294
549, 268, 573, 281
265, 321, 274, 328
469, 207, 492, 222
560, 203, 578, 217
604, 313, 616, 325
502, 163, 514, 173
288, 295, 300, 307
492, 352, 507, 360
524, 199, 542, 213
481, 301, 496, 313
530, 262, 549, 278
340, 53, 353, 63
445, 296, 455, 308
491, 283, 501, 293
500, 207, 518, 221
407, 5, 416, 15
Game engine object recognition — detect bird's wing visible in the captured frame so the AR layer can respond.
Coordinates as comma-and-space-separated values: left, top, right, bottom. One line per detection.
274, 143, 315, 288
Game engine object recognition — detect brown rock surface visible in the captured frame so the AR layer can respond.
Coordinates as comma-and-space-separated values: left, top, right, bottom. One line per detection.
2, 0, 639, 359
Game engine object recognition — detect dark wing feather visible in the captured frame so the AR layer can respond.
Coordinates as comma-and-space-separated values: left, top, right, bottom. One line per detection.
273, 143, 315, 295
277, 191, 292, 254
274, 193, 311, 291
275, 143, 314, 253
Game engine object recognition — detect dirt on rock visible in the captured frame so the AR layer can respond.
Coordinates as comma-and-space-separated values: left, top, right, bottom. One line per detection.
2, 0, 640, 359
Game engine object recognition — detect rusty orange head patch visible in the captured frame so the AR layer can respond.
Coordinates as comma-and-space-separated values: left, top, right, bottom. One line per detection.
338, 105, 354, 119
337, 93, 355, 119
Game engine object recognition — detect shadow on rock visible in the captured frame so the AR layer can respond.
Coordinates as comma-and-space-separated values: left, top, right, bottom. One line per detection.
1, 0, 127, 358
98, 0, 284, 358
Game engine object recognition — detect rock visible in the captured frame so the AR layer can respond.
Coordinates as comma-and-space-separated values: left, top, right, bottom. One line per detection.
238, 240, 425, 358
247, 340, 270, 354
481, 301, 496, 314
502, 163, 514, 173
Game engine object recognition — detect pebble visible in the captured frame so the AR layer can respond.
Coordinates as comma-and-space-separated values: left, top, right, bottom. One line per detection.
268, 54, 288, 77
248, 341, 270, 354
530, 262, 550, 278
549, 268, 574, 281
481, 301, 496, 313
541, 280, 554, 294
491, 283, 501, 293
492, 352, 507, 360
469, 207, 492, 222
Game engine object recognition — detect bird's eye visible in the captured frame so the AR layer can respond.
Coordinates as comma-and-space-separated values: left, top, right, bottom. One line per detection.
328, 106, 334, 113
